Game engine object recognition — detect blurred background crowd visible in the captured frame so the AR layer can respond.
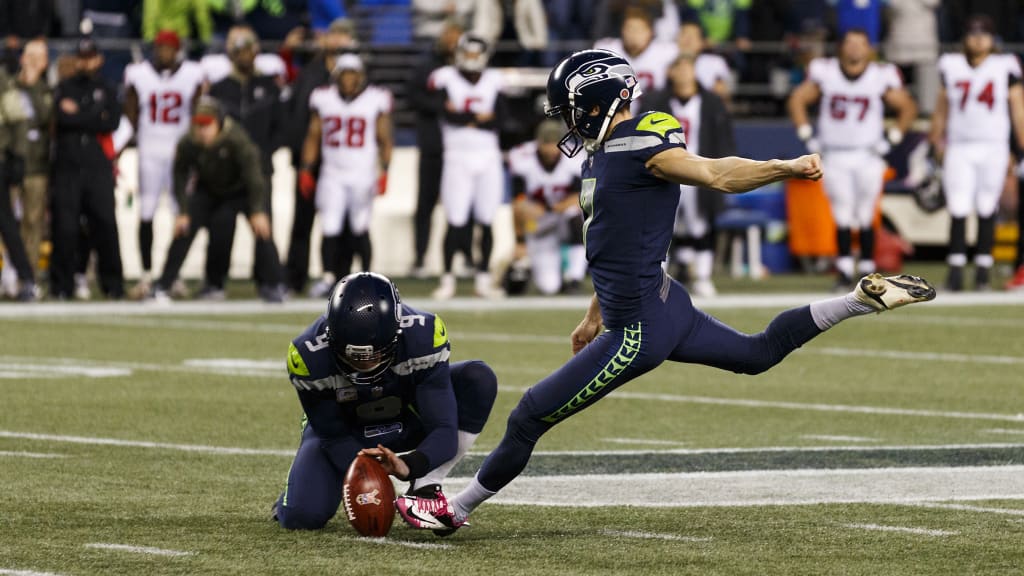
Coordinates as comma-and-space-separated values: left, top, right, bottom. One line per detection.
1, 0, 1024, 303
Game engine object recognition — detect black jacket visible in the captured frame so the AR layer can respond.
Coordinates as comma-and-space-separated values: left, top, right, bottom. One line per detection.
408, 49, 448, 155
285, 53, 332, 167
209, 73, 285, 175
0, 0, 53, 38
53, 72, 120, 170
641, 86, 736, 216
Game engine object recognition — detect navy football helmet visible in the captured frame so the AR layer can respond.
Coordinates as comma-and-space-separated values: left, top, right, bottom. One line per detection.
325, 272, 402, 385
544, 49, 641, 157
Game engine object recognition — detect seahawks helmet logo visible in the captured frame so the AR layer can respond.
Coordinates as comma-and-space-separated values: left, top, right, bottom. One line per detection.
566, 59, 637, 94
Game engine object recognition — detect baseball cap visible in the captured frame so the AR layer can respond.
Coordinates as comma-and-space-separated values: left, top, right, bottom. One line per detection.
192, 96, 222, 126
154, 30, 181, 50
77, 37, 99, 58
333, 53, 364, 73
536, 120, 563, 144
966, 14, 995, 35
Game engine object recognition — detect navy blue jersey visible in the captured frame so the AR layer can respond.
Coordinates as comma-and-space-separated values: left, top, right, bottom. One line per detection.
581, 111, 687, 328
286, 304, 457, 470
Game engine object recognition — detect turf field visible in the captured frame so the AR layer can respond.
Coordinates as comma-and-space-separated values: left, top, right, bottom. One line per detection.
2, 275, 1024, 575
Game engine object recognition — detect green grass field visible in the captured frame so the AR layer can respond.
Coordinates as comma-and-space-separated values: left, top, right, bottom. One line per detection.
2, 275, 1024, 575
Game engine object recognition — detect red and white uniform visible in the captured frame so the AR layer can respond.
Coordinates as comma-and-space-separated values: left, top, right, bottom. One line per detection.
669, 95, 706, 238
508, 141, 585, 294
309, 84, 392, 236
124, 60, 204, 219
429, 65, 505, 227
809, 57, 902, 229
938, 52, 1021, 218
594, 37, 678, 111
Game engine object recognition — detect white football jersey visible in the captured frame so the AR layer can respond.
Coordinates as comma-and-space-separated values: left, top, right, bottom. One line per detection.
199, 53, 288, 84
695, 53, 730, 92
809, 58, 902, 149
593, 37, 678, 94
669, 94, 702, 155
309, 84, 392, 173
508, 141, 583, 209
124, 60, 205, 155
939, 52, 1022, 143
429, 65, 503, 152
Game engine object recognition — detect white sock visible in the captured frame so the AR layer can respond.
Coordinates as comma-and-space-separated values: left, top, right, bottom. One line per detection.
808, 292, 876, 330
450, 473, 496, 523
858, 260, 875, 274
836, 256, 855, 278
413, 431, 478, 490
678, 246, 696, 266
695, 250, 713, 281
566, 245, 587, 282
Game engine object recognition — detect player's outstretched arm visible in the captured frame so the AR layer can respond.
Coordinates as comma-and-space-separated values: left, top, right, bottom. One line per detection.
646, 147, 822, 194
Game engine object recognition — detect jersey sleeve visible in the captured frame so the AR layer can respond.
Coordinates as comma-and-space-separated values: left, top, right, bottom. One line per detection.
937, 54, 952, 88
427, 66, 449, 92
807, 58, 827, 86
1007, 55, 1022, 85
883, 63, 903, 90
629, 111, 687, 162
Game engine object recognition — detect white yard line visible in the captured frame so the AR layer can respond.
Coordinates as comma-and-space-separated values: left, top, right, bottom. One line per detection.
912, 502, 1024, 516
0, 431, 294, 457
981, 428, 1024, 436
598, 529, 711, 542
84, 543, 194, 557
0, 569, 67, 576
840, 523, 959, 537
0, 290, 1022, 319
0, 450, 65, 459
813, 346, 1024, 366
4, 429, 1024, 459
600, 438, 689, 446
438, 466, 1024, 508
345, 537, 452, 550
800, 435, 879, 443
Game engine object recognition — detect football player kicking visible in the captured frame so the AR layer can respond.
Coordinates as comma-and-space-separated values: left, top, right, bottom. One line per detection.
272, 272, 497, 530
385, 50, 936, 535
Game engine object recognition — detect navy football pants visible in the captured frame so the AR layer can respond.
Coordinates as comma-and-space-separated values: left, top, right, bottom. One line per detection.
478, 278, 822, 492
276, 360, 497, 530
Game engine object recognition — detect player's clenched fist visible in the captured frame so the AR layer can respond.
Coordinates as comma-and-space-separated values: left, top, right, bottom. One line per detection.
789, 153, 822, 181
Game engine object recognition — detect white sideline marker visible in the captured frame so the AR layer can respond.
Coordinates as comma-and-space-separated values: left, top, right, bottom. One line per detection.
800, 435, 878, 443
841, 523, 959, 537
912, 503, 1024, 516
84, 543, 194, 557
599, 529, 711, 542
0, 450, 65, 459
346, 537, 452, 551
0, 569, 68, 576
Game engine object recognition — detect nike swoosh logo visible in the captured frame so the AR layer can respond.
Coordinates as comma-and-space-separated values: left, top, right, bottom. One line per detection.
649, 118, 667, 125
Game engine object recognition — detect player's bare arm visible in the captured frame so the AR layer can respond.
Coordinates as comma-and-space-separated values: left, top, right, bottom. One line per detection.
883, 86, 918, 137
376, 111, 393, 171
646, 147, 822, 193
570, 294, 604, 355
786, 79, 821, 140
929, 86, 948, 160
1007, 84, 1024, 151
301, 111, 322, 168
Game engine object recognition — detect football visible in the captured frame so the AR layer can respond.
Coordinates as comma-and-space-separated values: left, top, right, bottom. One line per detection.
343, 455, 396, 537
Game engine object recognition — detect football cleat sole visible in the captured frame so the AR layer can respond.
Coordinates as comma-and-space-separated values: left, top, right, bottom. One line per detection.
855, 273, 936, 312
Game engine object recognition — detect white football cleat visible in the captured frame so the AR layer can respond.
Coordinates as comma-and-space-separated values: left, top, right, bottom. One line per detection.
432, 273, 456, 300
474, 272, 505, 299
854, 273, 936, 312
73, 273, 91, 301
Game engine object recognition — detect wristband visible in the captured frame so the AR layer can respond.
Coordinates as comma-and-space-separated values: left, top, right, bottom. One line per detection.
796, 124, 813, 141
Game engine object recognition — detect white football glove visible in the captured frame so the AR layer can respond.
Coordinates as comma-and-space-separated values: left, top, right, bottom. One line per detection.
796, 124, 820, 154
